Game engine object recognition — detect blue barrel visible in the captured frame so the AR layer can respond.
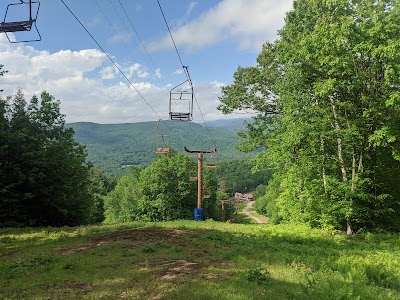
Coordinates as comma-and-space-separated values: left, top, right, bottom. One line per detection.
194, 208, 205, 221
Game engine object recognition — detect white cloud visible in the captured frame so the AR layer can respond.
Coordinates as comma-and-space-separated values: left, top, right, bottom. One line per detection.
173, 68, 184, 75
0, 34, 243, 124
100, 66, 116, 80
108, 31, 132, 44
172, 2, 198, 28
186, 2, 197, 16
136, 4, 143, 12
155, 68, 162, 79
0, 35, 168, 123
148, 0, 292, 52
124, 63, 149, 80
85, 14, 102, 28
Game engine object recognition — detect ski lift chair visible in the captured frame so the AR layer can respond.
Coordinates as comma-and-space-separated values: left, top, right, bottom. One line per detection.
155, 147, 171, 154
0, 0, 41, 43
169, 67, 194, 122
206, 153, 217, 168
154, 120, 171, 155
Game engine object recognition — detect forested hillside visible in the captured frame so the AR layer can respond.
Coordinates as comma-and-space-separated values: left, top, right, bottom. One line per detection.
68, 119, 254, 175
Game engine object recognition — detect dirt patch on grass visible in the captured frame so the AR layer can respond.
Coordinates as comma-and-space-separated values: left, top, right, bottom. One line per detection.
138, 258, 235, 282
159, 259, 202, 280
62, 280, 93, 291
60, 228, 209, 255
91, 228, 207, 244
139, 258, 202, 280
61, 241, 105, 255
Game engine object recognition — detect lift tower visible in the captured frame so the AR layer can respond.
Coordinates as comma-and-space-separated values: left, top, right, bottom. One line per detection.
184, 146, 217, 215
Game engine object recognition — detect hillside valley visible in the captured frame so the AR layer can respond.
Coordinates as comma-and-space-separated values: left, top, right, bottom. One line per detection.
68, 118, 254, 175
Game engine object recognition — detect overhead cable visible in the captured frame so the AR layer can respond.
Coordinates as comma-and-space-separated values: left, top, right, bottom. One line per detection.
156, 0, 217, 148
60, 0, 187, 148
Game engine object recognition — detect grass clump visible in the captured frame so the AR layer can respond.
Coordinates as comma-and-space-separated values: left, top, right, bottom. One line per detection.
244, 267, 271, 285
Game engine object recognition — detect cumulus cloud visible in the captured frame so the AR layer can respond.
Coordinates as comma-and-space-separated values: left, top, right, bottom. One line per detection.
85, 14, 103, 28
0, 35, 233, 124
108, 31, 132, 44
124, 63, 150, 79
0, 1, 292, 124
0, 36, 159, 123
149, 0, 292, 52
100, 66, 116, 80
173, 68, 184, 75
155, 68, 162, 79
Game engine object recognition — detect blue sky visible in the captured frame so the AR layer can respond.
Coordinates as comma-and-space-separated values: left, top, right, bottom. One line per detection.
0, 0, 292, 124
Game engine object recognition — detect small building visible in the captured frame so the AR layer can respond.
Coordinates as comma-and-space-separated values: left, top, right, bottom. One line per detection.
234, 192, 253, 201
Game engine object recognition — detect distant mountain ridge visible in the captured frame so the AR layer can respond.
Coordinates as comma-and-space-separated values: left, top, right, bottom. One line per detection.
202, 118, 252, 131
68, 119, 253, 175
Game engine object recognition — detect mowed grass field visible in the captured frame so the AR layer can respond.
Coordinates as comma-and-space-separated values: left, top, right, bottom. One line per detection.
1, 221, 400, 299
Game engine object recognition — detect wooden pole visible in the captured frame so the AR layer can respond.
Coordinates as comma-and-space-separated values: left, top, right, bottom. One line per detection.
197, 152, 202, 209
184, 146, 217, 213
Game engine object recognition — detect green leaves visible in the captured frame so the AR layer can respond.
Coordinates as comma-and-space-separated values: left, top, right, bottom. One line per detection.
104, 153, 197, 223
219, 0, 400, 232
0, 90, 93, 227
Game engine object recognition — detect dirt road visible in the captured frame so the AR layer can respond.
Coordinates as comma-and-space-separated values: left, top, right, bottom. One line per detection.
242, 201, 265, 224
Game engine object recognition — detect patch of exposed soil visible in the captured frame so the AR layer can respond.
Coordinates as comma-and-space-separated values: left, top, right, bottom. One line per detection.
138, 258, 202, 282
138, 258, 234, 282
203, 270, 233, 281
61, 241, 105, 255
60, 228, 209, 255
62, 280, 93, 291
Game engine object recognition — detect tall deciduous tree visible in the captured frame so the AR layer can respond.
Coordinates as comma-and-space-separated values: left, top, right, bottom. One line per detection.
103, 166, 142, 223
219, 0, 400, 232
103, 152, 197, 223
138, 153, 197, 221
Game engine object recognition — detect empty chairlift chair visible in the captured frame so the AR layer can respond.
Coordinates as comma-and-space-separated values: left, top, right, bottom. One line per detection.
206, 153, 217, 168
0, 0, 41, 43
169, 66, 194, 122
154, 120, 171, 154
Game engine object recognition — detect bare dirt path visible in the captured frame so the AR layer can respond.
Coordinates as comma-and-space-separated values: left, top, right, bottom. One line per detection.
242, 201, 266, 224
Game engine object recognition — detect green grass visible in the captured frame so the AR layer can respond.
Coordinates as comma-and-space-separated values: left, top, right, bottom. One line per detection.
1, 221, 400, 299
247, 206, 269, 224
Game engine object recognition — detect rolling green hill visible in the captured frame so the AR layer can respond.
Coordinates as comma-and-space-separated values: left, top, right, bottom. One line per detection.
68, 119, 254, 175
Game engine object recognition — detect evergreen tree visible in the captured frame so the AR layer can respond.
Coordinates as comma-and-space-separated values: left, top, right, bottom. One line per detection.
0, 90, 93, 226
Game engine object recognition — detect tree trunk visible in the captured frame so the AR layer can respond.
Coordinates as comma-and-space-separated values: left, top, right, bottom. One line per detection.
331, 103, 347, 182
320, 136, 328, 195
331, 100, 353, 234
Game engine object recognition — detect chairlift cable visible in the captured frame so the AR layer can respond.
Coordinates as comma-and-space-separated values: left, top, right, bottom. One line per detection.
156, 0, 184, 69
116, 0, 166, 87
115, 0, 187, 116
60, 0, 187, 149
93, 0, 184, 115
93, 0, 143, 77
156, 0, 217, 148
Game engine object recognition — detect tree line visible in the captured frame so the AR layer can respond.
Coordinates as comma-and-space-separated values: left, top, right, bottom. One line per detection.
0, 86, 95, 226
0, 87, 220, 226
1, 72, 258, 226
219, 0, 400, 233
